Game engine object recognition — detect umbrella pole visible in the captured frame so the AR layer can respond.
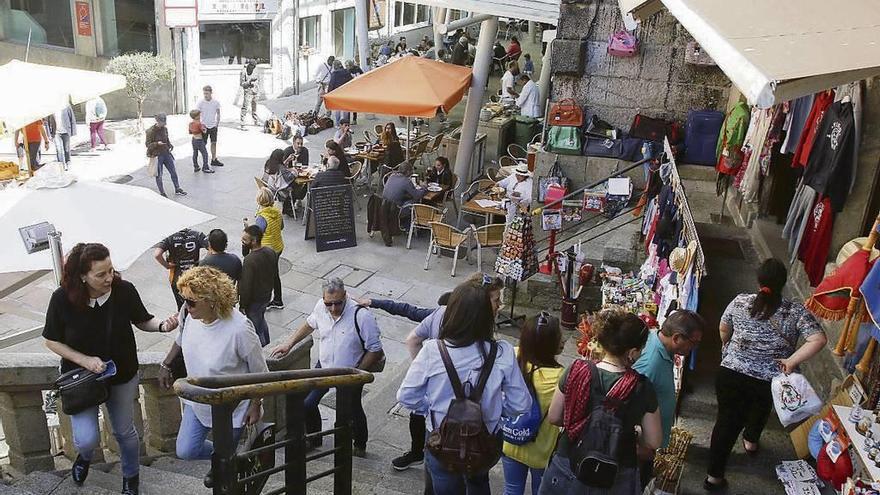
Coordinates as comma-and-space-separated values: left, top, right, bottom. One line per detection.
832, 212, 880, 356
22, 130, 34, 177
406, 117, 411, 161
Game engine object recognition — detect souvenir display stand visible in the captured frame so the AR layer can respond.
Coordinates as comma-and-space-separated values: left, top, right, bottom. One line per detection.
495, 210, 539, 327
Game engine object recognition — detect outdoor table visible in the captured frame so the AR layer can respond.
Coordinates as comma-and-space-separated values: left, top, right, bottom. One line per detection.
422, 184, 449, 205
459, 192, 506, 225
293, 164, 325, 225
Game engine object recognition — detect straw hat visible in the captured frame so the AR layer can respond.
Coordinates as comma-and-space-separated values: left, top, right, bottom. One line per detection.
514, 164, 532, 177
836, 237, 880, 266
669, 247, 688, 275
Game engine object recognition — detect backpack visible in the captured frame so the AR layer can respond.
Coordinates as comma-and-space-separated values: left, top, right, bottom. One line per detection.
567, 360, 641, 488
426, 340, 502, 476
500, 368, 542, 445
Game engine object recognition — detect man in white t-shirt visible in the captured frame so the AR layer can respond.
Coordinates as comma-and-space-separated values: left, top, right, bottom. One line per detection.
515, 74, 541, 118
500, 61, 520, 100
196, 85, 224, 167
313, 56, 335, 116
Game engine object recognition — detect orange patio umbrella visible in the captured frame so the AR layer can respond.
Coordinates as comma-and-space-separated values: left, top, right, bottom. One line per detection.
323, 57, 472, 119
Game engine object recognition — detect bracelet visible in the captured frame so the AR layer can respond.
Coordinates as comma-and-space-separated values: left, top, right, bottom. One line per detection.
160, 362, 173, 372
158, 322, 165, 333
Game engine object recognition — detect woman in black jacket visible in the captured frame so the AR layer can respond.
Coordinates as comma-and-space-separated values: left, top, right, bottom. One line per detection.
381, 122, 405, 171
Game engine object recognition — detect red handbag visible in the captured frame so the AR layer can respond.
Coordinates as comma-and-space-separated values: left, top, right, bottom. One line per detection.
548, 99, 584, 127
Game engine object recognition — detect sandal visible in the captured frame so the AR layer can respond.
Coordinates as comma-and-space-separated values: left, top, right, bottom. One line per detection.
703, 477, 728, 492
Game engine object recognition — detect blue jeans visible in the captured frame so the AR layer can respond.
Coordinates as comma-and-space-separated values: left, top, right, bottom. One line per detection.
502, 455, 544, 495
155, 151, 181, 195
176, 404, 243, 460
424, 446, 492, 495
192, 139, 209, 170
70, 376, 140, 478
304, 362, 368, 448
245, 301, 270, 347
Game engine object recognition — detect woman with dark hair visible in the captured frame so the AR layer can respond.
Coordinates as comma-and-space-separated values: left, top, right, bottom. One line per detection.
323, 138, 351, 177
380, 122, 405, 170
262, 148, 296, 217
539, 308, 661, 494
397, 278, 531, 495
43, 243, 179, 495
704, 258, 826, 492
502, 312, 564, 495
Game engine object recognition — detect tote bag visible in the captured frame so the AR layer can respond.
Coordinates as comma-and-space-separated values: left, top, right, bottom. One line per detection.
146, 156, 158, 177
547, 127, 582, 156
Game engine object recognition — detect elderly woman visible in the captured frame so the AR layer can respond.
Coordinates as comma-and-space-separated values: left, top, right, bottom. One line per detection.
705, 259, 827, 492
44, 243, 179, 495
168, 267, 269, 484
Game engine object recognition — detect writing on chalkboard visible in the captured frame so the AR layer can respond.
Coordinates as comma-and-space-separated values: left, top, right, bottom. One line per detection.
309, 184, 357, 252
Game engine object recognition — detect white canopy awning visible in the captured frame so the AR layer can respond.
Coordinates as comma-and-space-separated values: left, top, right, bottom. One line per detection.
621, 0, 880, 108
408, 0, 559, 25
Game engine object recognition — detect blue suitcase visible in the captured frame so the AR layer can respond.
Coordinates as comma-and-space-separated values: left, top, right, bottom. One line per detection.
684, 109, 724, 165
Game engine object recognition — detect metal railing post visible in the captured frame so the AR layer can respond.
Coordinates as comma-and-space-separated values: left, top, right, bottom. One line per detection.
285, 392, 307, 494
333, 386, 354, 495
212, 404, 240, 495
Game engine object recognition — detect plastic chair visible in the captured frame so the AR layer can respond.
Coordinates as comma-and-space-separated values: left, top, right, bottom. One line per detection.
407, 204, 445, 249
424, 222, 471, 277
471, 223, 506, 271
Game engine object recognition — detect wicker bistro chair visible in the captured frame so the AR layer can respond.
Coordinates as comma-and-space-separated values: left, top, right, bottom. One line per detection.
407, 204, 446, 249
346, 161, 366, 209
363, 130, 375, 144
410, 139, 430, 171
425, 222, 471, 277
443, 173, 461, 215
507, 143, 529, 163
457, 178, 496, 225
471, 223, 506, 271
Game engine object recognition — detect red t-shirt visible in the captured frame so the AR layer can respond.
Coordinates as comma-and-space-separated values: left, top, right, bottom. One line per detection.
188, 121, 204, 137
24, 121, 43, 142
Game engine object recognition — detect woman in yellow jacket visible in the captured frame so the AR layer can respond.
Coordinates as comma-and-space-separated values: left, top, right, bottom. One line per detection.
502, 312, 565, 495
251, 187, 285, 309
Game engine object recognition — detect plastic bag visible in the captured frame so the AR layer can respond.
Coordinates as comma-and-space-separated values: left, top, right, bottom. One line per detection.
771, 373, 822, 427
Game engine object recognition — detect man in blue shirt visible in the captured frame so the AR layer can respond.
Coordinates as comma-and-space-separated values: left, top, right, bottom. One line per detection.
633, 310, 704, 483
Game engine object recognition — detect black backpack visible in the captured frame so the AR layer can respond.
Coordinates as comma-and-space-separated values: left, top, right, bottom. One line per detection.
568, 360, 641, 488
426, 340, 502, 476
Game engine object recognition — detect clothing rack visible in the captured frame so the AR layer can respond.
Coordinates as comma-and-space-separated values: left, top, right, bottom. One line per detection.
665, 139, 707, 277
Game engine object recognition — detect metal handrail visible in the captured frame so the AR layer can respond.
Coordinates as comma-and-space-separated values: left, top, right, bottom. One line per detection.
174, 367, 374, 405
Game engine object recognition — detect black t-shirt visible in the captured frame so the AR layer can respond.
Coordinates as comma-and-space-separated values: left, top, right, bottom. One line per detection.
159, 229, 208, 283
43, 280, 153, 385
283, 145, 309, 167
556, 364, 658, 467
201, 252, 243, 283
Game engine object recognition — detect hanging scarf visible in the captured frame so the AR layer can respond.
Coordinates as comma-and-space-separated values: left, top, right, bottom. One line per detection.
562, 359, 640, 441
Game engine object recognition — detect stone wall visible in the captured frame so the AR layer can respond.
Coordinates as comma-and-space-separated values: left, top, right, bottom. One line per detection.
551, 0, 731, 129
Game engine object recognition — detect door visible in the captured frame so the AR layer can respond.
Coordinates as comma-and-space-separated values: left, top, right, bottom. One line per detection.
332, 8, 355, 61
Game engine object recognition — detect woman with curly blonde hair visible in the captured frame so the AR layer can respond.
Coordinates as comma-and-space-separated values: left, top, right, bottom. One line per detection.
161, 266, 269, 487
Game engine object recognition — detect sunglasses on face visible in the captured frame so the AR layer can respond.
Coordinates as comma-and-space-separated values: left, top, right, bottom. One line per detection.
184, 298, 199, 307
324, 300, 345, 307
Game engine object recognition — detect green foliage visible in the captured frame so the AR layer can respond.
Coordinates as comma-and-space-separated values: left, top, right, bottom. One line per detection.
105, 52, 175, 106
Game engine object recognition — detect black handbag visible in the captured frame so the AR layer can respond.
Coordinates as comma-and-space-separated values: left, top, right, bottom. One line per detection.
54, 303, 114, 415
583, 137, 624, 158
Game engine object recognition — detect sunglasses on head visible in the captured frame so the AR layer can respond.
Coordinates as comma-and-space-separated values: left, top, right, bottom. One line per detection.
536, 311, 550, 332
324, 300, 345, 307
480, 273, 495, 287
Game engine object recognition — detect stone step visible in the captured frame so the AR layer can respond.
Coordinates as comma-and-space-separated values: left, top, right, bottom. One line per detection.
10, 471, 118, 495
108, 463, 211, 494
0, 481, 35, 495
143, 457, 210, 481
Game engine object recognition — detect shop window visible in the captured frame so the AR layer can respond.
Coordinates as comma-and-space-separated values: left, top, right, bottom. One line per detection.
199, 22, 270, 66
96, 0, 157, 56
300, 15, 319, 50
1, 0, 74, 49
393, 2, 429, 29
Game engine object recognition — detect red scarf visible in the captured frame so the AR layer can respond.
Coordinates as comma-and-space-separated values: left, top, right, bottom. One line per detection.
563, 359, 640, 441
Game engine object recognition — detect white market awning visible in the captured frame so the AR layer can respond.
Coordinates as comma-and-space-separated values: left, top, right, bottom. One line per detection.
621, 0, 880, 108
409, 0, 559, 25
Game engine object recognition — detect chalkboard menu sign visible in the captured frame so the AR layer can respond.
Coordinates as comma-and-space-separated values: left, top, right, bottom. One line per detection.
306, 184, 357, 252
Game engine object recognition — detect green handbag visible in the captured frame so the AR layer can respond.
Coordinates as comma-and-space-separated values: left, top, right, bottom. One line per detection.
547, 126, 583, 156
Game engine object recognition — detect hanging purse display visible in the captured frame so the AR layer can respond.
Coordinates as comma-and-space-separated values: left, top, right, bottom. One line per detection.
547, 99, 584, 127
54, 303, 116, 416
548, 127, 583, 156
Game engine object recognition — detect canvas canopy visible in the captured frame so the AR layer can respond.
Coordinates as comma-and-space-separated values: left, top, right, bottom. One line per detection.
0, 59, 126, 132
620, 0, 880, 108
323, 56, 473, 119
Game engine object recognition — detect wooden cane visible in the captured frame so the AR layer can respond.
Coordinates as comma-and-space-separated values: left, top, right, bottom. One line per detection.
846, 300, 866, 354
857, 338, 877, 375
833, 297, 860, 356
832, 214, 880, 356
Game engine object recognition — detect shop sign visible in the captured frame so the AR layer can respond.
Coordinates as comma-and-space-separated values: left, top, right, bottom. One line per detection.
75, 1, 92, 37
199, 0, 278, 16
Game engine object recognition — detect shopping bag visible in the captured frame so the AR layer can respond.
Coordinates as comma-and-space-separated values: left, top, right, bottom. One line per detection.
146, 156, 158, 177
237, 422, 276, 495
538, 176, 561, 203
547, 99, 584, 127
547, 126, 582, 156
772, 373, 822, 427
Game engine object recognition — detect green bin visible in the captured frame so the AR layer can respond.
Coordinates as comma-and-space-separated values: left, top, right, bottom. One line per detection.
514, 116, 540, 147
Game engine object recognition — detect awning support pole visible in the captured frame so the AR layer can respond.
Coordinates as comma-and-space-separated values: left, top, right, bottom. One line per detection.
452, 16, 498, 195
433, 8, 447, 54
354, 0, 371, 70
438, 14, 495, 35
538, 40, 553, 116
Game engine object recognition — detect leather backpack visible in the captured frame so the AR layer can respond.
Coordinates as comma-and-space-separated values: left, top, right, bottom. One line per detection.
426, 340, 502, 476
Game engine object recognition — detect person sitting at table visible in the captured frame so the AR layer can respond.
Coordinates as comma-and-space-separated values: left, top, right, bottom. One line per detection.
323, 139, 351, 177
426, 156, 454, 189
283, 135, 309, 167
312, 156, 349, 189
383, 161, 426, 225
380, 123, 405, 172
263, 149, 297, 218
333, 119, 353, 149
496, 164, 533, 223
395, 36, 408, 55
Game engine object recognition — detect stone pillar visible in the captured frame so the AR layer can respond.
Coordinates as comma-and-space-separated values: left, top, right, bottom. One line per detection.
354, 0, 371, 70
100, 386, 146, 456
433, 7, 447, 54
538, 40, 553, 116
528, 21, 536, 41
0, 391, 54, 474
142, 381, 182, 453
452, 17, 498, 191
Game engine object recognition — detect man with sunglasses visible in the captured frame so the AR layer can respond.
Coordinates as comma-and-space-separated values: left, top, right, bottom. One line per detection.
239, 225, 277, 346
633, 310, 705, 485
270, 278, 383, 458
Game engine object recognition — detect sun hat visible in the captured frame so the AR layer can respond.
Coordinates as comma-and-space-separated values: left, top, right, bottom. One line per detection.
514, 164, 531, 177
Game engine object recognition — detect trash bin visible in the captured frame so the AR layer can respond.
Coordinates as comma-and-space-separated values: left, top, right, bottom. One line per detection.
514, 116, 540, 148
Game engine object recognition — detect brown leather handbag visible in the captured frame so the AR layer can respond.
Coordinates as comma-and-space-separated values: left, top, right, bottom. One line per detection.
548, 99, 584, 127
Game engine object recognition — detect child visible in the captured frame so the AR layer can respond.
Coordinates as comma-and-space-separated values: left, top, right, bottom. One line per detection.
189, 109, 213, 173
523, 53, 534, 77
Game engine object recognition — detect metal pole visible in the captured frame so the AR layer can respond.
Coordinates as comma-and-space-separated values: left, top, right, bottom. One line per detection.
452, 16, 498, 195
437, 14, 494, 35
354, 0, 370, 71
538, 39, 553, 116
406, 117, 411, 161
293, 0, 301, 94
49, 231, 64, 287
